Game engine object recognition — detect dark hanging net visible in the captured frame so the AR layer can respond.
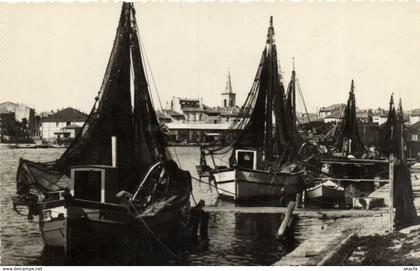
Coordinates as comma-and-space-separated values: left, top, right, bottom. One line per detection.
337, 80, 365, 155
16, 3, 169, 198
389, 98, 417, 229
201, 17, 299, 170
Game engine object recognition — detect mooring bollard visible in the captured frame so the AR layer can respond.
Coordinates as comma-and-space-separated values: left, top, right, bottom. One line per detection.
276, 200, 296, 240
296, 192, 303, 208
199, 211, 210, 241
190, 200, 206, 241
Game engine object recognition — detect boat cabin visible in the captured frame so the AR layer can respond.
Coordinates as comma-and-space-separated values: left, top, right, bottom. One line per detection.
235, 149, 258, 170
70, 165, 119, 204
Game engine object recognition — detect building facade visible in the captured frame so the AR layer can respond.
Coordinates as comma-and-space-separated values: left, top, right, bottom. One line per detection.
0, 102, 36, 136
410, 109, 420, 125
41, 107, 87, 142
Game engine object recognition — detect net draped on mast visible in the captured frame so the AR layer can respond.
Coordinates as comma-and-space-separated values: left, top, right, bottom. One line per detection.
337, 80, 365, 155
16, 3, 168, 196
381, 95, 417, 229
202, 16, 298, 168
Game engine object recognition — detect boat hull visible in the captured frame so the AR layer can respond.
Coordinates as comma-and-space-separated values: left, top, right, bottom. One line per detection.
306, 185, 344, 201
39, 200, 66, 248
66, 198, 189, 265
212, 167, 302, 202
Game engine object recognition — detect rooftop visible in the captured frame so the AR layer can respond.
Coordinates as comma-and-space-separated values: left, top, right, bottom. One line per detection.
166, 122, 241, 130
324, 110, 343, 119
411, 108, 420, 117
41, 107, 88, 123
410, 121, 420, 130
319, 104, 345, 112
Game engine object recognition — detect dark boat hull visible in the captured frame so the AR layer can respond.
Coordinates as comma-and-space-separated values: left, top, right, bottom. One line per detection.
66, 198, 189, 265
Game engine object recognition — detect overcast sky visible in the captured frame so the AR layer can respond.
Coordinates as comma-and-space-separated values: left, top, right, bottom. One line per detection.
1, 2, 419, 114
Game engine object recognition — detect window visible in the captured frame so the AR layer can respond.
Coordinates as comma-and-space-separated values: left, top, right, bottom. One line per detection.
224, 99, 227, 107
74, 171, 102, 202
56, 122, 59, 127
412, 134, 418, 141
66, 121, 71, 126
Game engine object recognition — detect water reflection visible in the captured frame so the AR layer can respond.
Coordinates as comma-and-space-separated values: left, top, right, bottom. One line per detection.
173, 212, 296, 266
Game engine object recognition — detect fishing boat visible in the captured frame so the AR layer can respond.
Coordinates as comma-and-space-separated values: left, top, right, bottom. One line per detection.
201, 17, 305, 203
63, 3, 191, 264
11, 194, 66, 248
306, 180, 344, 203
12, 157, 70, 247
38, 191, 66, 247
310, 81, 392, 205
11, 3, 192, 258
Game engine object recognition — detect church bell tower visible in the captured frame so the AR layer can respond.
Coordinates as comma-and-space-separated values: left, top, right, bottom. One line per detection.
221, 69, 236, 108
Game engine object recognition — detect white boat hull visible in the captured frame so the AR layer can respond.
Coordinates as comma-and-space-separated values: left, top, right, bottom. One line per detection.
306, 185, 344, 201
39, 204, 66, 247
212, 167, 302, 201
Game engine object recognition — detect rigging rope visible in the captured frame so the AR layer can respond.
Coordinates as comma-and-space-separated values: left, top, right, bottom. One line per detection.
126, 200, 181, 262
138, 33, 165, 112
296, 78, 312, 124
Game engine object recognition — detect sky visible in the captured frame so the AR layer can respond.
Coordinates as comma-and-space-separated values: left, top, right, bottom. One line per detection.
1, 2, 419, 114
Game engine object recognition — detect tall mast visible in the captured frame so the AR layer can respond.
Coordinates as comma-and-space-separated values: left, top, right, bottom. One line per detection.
264, 16, 275, 161
398, 98, 405, 161
291, 57, 296, 134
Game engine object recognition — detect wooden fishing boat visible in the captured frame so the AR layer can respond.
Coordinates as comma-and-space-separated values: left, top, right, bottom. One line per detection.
11, 189, 67, 247
316, 81, 390, 196
203, 17, 305, 203
12, 4, 192, 260
306, 181, 344, 202
212, 157, 303, 202
39, 191, 66, 247
12, 158, 70, 248
62, 3, 192, 264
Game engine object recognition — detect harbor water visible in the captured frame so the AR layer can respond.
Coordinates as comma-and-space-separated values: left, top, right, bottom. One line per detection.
0, 145, 326, 265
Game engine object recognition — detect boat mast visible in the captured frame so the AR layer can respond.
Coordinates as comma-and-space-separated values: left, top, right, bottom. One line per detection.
398, 98, 405, 161
264, 16, 275, 161
291, 57, 296, 136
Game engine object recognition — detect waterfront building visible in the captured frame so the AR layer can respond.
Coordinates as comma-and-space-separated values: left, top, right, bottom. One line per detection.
162, 70, 241, 143
165, 122, 241, 143
0, 102, 36, 136
318, 104, 345, 119
409, 108, 420, 124
40, 107, 87, 142
408, 121, 420, 160
0, 110, 15, 142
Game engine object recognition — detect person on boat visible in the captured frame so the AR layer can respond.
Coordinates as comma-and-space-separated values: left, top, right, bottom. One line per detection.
199, 147, 212, 172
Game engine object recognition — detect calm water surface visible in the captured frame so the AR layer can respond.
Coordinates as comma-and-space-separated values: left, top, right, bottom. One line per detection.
0, 145, 326, 265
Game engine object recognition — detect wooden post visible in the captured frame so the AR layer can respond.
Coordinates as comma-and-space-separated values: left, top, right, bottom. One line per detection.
111, 136, 117, 167
276, 201, 296, 240
389, 153, 395, 232
199, 212, 210, 241
296, 192, 302, 208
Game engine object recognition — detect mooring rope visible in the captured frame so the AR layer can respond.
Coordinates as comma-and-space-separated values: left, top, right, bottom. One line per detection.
126, 200, 181, 262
